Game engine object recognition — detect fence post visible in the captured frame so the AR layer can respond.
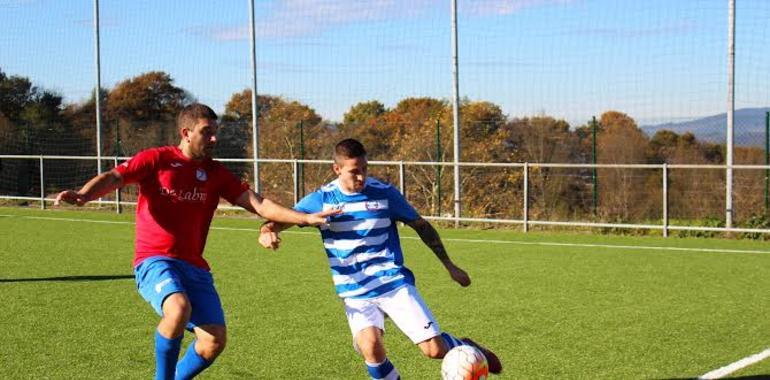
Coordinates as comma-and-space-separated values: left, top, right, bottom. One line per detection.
591, 116, 598, 216
765, 111, 770, 215
248, 0, 260, 194
39, 155, 45, 210
298, 121, 305, 198
292, 160, 299, 205
114, 156, 121, 214
93, 0, 103, 179
662, 163, 668, 237
435, 119, 442, 217
725, 0, 735, 229
451, 0, 461, 229
398, 161, 405, 196
523, 163, 529, 233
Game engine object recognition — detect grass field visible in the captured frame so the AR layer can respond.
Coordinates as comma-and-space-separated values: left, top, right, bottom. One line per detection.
1, 206, 770, 379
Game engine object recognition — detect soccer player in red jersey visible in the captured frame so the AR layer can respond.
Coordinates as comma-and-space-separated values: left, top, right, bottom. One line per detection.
55, 104, 338, 380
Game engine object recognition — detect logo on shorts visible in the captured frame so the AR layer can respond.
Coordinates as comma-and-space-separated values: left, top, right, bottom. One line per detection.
155, 278, 173, 293
196, 168, 207, 182
170, 162, 183, 168
423, 321, 434, 330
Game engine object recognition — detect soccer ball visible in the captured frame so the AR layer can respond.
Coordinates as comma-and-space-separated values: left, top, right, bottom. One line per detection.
440, 345, 490, 380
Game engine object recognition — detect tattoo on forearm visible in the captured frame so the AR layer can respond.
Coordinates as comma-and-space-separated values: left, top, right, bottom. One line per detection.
414, 221, 450, 261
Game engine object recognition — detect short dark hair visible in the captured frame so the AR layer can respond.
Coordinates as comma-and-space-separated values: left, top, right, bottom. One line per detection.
334, 138, 367, 161
177, 103, 217, 135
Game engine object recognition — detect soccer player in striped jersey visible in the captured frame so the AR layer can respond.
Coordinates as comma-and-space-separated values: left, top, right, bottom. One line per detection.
54, 104, 338, 380
258, 138, 502, 379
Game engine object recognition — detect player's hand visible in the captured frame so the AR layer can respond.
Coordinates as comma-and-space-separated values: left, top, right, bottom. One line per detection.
446, 264, 471, 287
258, 231, 281, 250
304, 208, 342, 226
54, 190, 86, 206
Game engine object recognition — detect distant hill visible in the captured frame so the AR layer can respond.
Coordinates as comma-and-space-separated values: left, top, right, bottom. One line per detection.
641, 107, 770, 147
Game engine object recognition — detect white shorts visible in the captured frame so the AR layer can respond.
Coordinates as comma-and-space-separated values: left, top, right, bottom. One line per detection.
343, 284, 441, 345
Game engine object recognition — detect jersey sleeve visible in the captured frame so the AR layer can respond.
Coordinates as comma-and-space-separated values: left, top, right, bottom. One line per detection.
388, 187, 420, 222
294, 190, 324, 214
114, 149, 158, 184
216, 164, 250, 205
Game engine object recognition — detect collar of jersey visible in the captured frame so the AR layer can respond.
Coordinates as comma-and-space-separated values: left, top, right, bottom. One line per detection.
335, 178, 368, 196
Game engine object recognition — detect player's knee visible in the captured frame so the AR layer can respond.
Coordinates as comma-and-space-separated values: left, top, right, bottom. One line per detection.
357, 338, 378, 357
198, 339, 226, 359
419, 338, 446, 359
356, 334, 384, 361
198, 327, 227, 359
162, 294, 192, 325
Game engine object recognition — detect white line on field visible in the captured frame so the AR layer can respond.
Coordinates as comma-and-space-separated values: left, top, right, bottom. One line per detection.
3, 213, 770, 255
698, 348, 770, 379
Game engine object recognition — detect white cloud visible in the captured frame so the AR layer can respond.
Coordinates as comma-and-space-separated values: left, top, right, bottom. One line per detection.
0, 0, 35, 8
190, 0, 577, 42
193, 0, 434, 41
571, 22, 699, 38
461, 0, 577, 16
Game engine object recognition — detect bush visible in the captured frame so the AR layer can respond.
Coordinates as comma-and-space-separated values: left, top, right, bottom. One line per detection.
739, 214, 770, 240
672, 218, 724, 238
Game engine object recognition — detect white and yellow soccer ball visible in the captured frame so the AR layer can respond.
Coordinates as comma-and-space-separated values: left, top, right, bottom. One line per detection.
440, 345, 490, 380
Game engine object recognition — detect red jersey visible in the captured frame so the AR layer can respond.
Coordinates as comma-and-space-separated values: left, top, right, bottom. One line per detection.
115, 146, 249, 270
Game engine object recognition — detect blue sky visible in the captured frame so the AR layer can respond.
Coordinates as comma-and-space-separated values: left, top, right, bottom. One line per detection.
1, 0, 768, 126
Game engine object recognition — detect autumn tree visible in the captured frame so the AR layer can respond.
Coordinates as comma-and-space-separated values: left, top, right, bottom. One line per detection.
224, 89, 332, 204
105, 71, 192, 154
595, 111, 658, 221
0, 68, 36, 123
454, 101, 517, 219
0, 68, 67, 147
646, 130, 724, 222
0, 68, 74, 196
342, 100, 386, 127
503, 116, 582, 219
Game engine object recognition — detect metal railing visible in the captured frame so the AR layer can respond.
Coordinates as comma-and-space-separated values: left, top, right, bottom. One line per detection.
2, 154, 769, 235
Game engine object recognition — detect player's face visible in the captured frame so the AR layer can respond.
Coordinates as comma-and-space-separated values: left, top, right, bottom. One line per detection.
334, 156, 367, 193
184, 118, 218, 159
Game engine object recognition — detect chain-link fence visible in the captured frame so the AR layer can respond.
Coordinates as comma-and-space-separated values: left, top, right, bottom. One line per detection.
1, 1, 769, 234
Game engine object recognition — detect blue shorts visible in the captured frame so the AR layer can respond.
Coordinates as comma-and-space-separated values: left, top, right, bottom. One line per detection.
134, 257, 225, 331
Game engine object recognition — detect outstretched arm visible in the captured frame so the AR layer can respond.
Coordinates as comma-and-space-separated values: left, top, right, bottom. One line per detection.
54, 170, 124, 206
404, 217, 471, 287
235, 190, 338, 227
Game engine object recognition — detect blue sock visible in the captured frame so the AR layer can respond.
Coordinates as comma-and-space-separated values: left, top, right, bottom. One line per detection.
441, 332, 464, 350
175, 340, 212, 380
366, 358, 400, 380
155, 330, 183, 380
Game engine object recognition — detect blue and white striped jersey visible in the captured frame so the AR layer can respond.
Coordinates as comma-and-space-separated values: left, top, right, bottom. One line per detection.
295, 177, 420, 299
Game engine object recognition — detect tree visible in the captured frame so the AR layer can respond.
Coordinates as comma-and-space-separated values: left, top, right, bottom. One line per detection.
0, 68, 73, 197
342, 100, 386, 126
105, 71, 193, 153
504, 116, 581, 219
106, 71, 191, 121
0, 68, 65, 132
223, 89, 282, 122
460, 101, 506, 141
0, 68, 34, 122
223, 89, 331, 204
647, 130, 679, 163
595, 111, 656, 221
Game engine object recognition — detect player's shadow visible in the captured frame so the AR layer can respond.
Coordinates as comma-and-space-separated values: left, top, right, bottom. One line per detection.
0, 274, 134, 283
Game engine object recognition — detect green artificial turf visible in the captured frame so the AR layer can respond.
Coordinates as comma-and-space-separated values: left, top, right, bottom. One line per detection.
1, 206, 769, 379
